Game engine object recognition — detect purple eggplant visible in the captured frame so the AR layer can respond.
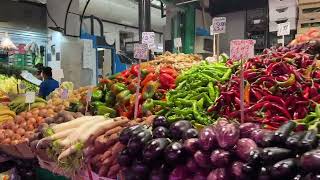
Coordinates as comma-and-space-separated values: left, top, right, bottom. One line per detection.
153, 116, 170, 128
131, 160, 149, 178
143, 138, 171, 162
169, 165, 190, 180
127, 129, 152, 155
215, 121, 240, 149
239, 122, 260, 138
261, 147, 292, 165
117, 149, 132, 167
153, 126, 170, 138
235, 138, 257, 161
298, 130, 318, 151
207, 168, 228, 180
186, 158, 200, 173
300, 149, 320, 172
165, 142, 184, 164
194, 150, 211, 168
271, 158, 298, 179
183, 128, 199, 140
273, 121, 296, 143
198, 127, 216, 151
286, 131, 305, 149
183, 138, 199, 153
210, 149, 230, 168
230, 161, 249, 180
119, 125, 144, 144
149, 164, 169, 180
169, 120, 192, 140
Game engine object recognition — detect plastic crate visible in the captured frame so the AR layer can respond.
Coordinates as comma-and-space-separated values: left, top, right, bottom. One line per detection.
299, 0, 320, 5
299, 2, 320, 20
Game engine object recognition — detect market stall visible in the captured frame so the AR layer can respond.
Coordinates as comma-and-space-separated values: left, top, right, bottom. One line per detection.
0, 27, 320, 180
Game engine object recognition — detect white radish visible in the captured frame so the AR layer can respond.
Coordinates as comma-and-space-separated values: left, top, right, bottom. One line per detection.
36, 128, 75, 150
51, 116, 104, 133
58, 116, 107, 147
57, 143, 81, 162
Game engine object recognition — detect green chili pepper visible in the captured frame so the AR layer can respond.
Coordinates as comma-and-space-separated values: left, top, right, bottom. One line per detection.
95, 105, 117, 117
203, 93, 213, 105
208, 82, 215, 100
167, 115, 182, 123
170, 91, 189, 101
197, 98, 204, 110
92, 89, 103, 101
190, 92, 206, 101
105, 90, 116, 107
302, 113, 317, 124
155, 109, 168, 115
153, 100, 173, 107
111, 83, 127, 94
142, 99, 154, 112
116, 90, 131, 103
196, 87, 209, 93
174, 108, 193, 116
176, 98, 196, 106
220, 68, 232, 82
176, 80, 187, 90
192, 102, 209, 125
214, 85, 220, 101
316, 104, 320, 117
91, 101, 104, 107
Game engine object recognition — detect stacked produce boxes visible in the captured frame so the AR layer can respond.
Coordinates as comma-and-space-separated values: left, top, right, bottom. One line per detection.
297, 0, 320, 34
268, 0, 298, 46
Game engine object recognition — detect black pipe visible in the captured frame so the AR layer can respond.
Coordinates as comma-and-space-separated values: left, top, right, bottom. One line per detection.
79, 0, 91, 36
138, 0, 151, 41
64, 0, 73, 36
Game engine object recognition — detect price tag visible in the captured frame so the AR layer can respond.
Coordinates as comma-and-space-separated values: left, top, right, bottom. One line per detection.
61, 89, 69, 99
253, 19, 261, 24
142, 32, 155, 50
230, 39, 256, 60
86, 88, 93, 102
174, 38, 182, 48
134, 43, 149, 60
25, 91, 35, 103
277, 22, 290, 36
212, 17, 226, 34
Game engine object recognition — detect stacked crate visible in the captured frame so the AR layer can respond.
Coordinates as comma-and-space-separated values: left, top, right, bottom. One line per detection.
297, 0, 320, 34
268, 0, 298, 46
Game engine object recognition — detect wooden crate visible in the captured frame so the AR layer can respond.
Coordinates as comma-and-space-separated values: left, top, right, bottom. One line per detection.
297, 18, 320, 34
299, 2, 320, 20
299, 0, 320, 5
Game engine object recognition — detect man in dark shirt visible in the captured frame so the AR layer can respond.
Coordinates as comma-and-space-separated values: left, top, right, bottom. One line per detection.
39, 67, 59, 99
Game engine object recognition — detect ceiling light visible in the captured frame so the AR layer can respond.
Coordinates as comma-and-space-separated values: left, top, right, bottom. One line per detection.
0, 32, 17, 51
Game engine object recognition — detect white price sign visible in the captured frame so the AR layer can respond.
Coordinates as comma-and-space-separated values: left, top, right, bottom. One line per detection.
210, 25, 214, 35
134, 43, 149, 60
25, 91, 35, 103
277, 22, 290, 36
61, 89, 69, 100
174, 38, 182, 48
212, 17, 226, 34
86, 88, 92, 102
142, 32, 155, 50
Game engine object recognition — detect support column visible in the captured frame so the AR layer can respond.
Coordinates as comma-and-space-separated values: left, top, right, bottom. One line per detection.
183, 4, 195, 54
138, 0, 151, 41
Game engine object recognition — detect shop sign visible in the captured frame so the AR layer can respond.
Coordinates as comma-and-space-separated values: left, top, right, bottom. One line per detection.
277, 22, 290, 36
212, 17, 226, 34
174, 38, 182, 48
134, 43, 149, 60
230, 39, 256, 60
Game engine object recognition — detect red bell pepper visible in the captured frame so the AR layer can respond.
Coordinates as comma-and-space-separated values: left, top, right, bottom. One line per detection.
141, 73, 157, 87
160, 67, 178, 78
130, 64, 140, 76
159, 73, 175, 89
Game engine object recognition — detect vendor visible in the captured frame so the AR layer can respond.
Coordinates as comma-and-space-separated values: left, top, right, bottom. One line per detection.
34, 63, 43, 80
39, 67, 59, 99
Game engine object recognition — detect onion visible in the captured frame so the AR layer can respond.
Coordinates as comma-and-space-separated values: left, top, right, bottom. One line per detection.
16, 128, 26, 135
5, 129, 14, 137
15, 115, 24, 124
19, 112, 26, 117
12, 134, 21, 140
3, 138, 11, 144
26, 112, 33, 119
6, 121, 14, 129
11, 140, 19, 145
28, 118, 37, 124
26, 124, 34, 131
0, 131, 5, 140
20, 122, 27, 129
31, 109, 39, 116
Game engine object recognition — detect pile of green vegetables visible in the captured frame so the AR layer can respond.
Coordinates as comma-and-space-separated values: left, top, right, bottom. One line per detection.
154, 62, 232, 125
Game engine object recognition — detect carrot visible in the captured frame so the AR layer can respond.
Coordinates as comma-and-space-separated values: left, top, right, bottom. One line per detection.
103, 126, 123, 137
100, 150, 112, 162
111, 142, 124, 155
94, 133, 118, 153
107, 164, 120, 177
98, 165, 109, 177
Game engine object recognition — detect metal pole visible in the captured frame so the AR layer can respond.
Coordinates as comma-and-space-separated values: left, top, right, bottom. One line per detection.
138, 0, 151, 42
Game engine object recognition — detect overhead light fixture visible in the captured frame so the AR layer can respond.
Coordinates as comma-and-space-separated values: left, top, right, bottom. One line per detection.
0, 32, 17, 51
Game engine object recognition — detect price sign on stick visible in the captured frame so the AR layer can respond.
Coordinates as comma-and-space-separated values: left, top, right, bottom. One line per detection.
134, 43, 149, 60
174, 37, 182, 53
85, 88, 93, 114
25, 91, 35, 111
212, 17, 226, 34
230, 39, 256, 123
142, 32, 155, 50
61, 89, 69, 100
277, 22, 290, 46
210, 25, 214, 36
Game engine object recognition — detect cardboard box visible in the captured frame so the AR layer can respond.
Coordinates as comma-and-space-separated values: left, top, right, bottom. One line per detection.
299, 0, 320, 5
269, 18, 297, 32
297, 18, 320, 34
299, 2, 320, 20
269, 6, 298, 21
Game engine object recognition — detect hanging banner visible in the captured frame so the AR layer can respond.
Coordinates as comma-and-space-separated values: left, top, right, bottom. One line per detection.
212, 17, 226, 34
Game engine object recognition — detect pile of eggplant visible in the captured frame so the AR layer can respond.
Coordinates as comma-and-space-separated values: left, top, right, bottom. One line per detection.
117, 116, 198, 180
245, 121, 320, 179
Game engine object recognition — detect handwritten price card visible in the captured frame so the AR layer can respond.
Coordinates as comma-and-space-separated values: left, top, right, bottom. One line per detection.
134, 43, 149, 60
212, 17, 226, 34
230, 39, 256, 60
277, 22, 290, 36
25, 91, 35, 103
174, 38, 182, 48
86, 88, 93, 102
142, 32, 155, 50
61, 89, 69, 100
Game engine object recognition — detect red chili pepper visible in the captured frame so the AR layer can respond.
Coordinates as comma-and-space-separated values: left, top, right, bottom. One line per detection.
263, 124, 278, 130
312, 94, 320, 102
160, 67, 178, 78
251, 88, 263, 100
303, 86, 310, 99
130, 64, 140, 76
271, 116, 289, 122
265, 102, 292, 119
141, 73, 157, 87
258, 95, 286, 107
159, 73, 175, 89
247, 101, 268, 112
244, 82, 251, 105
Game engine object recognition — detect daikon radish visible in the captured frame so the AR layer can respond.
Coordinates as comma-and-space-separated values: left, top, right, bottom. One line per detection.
57, 143, 82, 162
50, 116, 104, 133
36, 128, 75, 149
58, 116, 107, 147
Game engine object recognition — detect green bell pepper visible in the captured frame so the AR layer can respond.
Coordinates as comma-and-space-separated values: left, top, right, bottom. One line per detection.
105, 90, 116, 107
92, 89, 103, 101
111, 83, 127, 94
95, 105, 117, 117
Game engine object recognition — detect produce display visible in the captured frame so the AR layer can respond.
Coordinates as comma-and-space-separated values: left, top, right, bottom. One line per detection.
0, 74, 39, 95
92, 65, 178, 118
290, 28, 320, 45
211, 45, 320, 129
0, 104, 15, 124
8, 96, 47, 114
155, 62, 232, 125
141, 52, 202, 72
